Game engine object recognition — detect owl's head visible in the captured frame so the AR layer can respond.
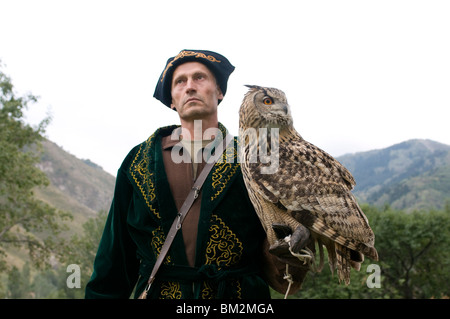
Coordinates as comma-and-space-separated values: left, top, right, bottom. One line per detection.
239, 85, 293, 129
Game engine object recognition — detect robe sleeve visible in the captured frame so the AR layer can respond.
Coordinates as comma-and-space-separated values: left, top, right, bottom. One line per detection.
85, 162, 140, 299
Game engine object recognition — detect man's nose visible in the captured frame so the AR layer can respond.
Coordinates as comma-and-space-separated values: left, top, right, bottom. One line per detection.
185, 78, 196, 93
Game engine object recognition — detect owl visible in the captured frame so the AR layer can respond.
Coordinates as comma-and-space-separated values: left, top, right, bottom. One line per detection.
239, 85, 378, 285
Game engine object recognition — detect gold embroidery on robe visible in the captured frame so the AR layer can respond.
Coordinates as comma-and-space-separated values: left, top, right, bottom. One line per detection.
200, 215, 243, 298
129, 133, 159, 219
159, 281, 182, 299
205, 214, 243, 266
210, 137, 239, 201
150, 227, 171, 265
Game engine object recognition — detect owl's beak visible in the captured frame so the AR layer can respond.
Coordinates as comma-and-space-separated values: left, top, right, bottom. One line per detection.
270, 104, 290, 117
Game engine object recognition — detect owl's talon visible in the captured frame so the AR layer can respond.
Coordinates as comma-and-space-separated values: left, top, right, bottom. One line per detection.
289, 225, 311, 253
286, 236, 317, 271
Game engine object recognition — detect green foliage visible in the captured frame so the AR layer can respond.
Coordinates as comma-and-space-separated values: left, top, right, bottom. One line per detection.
278, 204, 450, 299
58, 210, 107, 298
0, 210, 106, 298
6, 264, 32, 298
367, 205, 450, 298
0, 62, 72, 274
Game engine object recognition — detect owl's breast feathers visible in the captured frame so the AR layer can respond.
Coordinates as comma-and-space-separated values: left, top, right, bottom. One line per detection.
242, 127, 378, 260
239, 85, 378, 285
246, 127, 356, 204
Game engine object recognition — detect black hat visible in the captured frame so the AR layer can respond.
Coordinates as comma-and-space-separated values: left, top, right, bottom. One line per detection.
153, 49, 235, 108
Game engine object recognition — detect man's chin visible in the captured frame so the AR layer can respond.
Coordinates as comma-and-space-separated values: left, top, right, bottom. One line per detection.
181, 107, 214, 121
184, 101, 204, 108
183, 103, 206, 114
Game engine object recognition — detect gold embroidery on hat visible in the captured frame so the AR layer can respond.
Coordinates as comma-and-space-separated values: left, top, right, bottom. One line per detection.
160, 50, 221, 83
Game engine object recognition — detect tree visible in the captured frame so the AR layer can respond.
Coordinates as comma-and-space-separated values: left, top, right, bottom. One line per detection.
0, 61, 72, 274
6, 264, 31, 298
368, 205, 450, 298
58, 210, 107, 298
288, 204, 450, 299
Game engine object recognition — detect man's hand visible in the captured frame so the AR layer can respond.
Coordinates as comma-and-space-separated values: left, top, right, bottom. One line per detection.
269, 223, 312, 268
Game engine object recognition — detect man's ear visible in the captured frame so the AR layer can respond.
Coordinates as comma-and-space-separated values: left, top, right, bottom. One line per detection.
217, 86, 224, 101
170, 102, 177, 111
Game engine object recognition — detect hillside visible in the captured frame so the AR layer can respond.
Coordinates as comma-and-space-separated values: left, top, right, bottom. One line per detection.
35, 138, 450, 220
4, 137, 448, 297
338, 139, 450, 212
34, 139, 116, 233
6, 137, 447, 271
33, 138, 450, 221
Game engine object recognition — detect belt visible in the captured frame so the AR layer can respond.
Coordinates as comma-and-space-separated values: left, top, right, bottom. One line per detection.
139, 262, 258, 298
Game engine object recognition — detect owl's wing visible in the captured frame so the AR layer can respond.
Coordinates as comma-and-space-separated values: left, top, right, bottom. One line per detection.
249, 136, 355, 206
248, 134, 377, 258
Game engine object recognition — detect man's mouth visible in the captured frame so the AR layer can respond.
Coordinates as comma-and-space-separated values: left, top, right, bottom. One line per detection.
185, 97, 202, 104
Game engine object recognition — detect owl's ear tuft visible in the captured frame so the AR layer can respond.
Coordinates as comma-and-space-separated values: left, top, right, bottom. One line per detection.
244, 84, 262, 90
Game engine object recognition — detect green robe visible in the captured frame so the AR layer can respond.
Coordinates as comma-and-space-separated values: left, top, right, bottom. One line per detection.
85, 124, 271, 299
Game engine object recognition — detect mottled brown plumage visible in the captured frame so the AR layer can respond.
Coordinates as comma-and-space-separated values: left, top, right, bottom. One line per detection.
239, 85, 378, 284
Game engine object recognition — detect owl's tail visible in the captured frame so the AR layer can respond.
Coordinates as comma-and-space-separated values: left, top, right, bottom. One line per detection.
314, 235, 364, 285
335, 243, 352, 285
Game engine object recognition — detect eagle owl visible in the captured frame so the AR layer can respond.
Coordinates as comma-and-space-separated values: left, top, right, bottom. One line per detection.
239, 85, 378, 285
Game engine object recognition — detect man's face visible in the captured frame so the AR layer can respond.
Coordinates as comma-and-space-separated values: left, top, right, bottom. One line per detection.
170, 62, 223, 121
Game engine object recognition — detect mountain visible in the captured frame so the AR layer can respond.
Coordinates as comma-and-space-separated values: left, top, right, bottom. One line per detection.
337, 139, 450, 212
34, 139, 116, 234
33, 138, 449, 231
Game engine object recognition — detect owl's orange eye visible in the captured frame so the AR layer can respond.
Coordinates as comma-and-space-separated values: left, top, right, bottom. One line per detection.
263, 96, 273, 105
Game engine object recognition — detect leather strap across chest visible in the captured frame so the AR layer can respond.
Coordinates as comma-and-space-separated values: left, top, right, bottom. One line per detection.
139, 133, 233, 299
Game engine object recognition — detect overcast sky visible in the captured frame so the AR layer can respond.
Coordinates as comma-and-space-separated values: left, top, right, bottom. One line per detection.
1, 0, 449, 175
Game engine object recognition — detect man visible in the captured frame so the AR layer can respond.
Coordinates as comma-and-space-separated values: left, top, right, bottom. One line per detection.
85, 50, 308, 299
